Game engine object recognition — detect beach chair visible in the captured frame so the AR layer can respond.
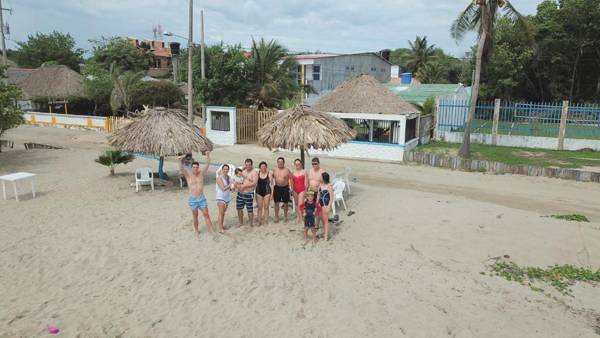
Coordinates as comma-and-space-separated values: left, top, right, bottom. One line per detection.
332, 180, 347, 216
333, 167, 352, 198
135, 167, 154, 192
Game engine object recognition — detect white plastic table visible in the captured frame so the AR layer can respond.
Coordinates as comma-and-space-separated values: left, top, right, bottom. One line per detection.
0, 172, 36, 202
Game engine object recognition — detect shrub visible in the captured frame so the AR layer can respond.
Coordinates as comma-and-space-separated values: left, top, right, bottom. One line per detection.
95, 150, 135, 176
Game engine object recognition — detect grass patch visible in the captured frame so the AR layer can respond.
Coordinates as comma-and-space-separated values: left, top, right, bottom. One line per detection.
550, 214, 590, 222
488, 259, 600, 296
417, 142, 600, 168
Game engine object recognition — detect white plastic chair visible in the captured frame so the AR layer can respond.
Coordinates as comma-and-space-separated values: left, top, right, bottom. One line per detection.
332, 180, 347, 216
344, 167, 352, 194
135, 167, 154, 192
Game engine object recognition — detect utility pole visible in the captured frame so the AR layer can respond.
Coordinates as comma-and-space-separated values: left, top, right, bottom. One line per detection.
200, 10, 205, 80
187, 0, 193, 124
0, 0, 8, 66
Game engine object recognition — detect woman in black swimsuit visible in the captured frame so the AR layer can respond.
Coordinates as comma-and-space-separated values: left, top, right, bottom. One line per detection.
255, 161, 274, 225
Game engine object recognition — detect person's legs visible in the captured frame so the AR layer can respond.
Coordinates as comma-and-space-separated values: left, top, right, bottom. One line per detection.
311, 228, 318, 244
217, 202, 227, 232
236, 193, 244, 226
200, 207, 215, 234
263, 194, 271, 224
303, 227, 309, 245
274, 201, 280, 222
256, 194, 264, 225
191, 209, 200, 236
292, 191, 300, 223
246, 192, 254, 227
322, 206, 330, 241
297, 191, 305, 223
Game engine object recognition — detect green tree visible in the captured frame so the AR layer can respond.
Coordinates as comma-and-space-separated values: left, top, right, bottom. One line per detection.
110, 64, 144, 114
0, 66, 23, 151
130, 80, 184, 108
191, 43, 251, 106
417, 62, 448, 84
82, 62, 113, 114
532, 0, 600, 102
479, 17, 535, 100
451, 0, 527, 157
389, 48, 411, 71
90, 37, 152, 72
94, 150, 135, 176
405, 36, 436, 75
248, 38, 300, 108
13, 31, 84, 71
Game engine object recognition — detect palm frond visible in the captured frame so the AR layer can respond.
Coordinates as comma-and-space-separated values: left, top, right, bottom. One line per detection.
451, 2, 480, 41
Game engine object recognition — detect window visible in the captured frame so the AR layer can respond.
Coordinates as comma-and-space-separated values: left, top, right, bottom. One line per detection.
312, 65, 321, 81
211, 111, 230, 131
372, 120, 399, 143
343, 119, 370, 141
342, 118, 398, 144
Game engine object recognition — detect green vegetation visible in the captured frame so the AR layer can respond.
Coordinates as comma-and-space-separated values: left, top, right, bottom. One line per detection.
95, 150, 135, 176
417, 142, 600, 168
488, 259, 600, 296
13, 31, 84, 71
89, 37, 152, 72
130, 80, 184, 109
0, 66, 23, 151
550, 214, 590, 222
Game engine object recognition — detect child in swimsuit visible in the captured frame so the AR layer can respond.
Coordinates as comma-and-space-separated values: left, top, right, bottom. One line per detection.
299, 191, 321, 245
317, 172, 334, 241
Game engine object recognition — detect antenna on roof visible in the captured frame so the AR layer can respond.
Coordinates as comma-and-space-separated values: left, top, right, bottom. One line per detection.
152, 24, 164, 40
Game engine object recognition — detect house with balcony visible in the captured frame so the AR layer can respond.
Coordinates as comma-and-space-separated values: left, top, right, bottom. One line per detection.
291, 52, 392, 105
127, 38, 180, 78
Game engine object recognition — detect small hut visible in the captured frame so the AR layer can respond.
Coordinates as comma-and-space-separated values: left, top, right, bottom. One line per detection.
15, 64, 84, 113
109, 106, 214, 178
257, 104, 355, 164
312, 74, 421, 161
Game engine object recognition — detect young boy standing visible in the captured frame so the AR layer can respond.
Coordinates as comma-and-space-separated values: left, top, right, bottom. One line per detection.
300, 191, 321, 245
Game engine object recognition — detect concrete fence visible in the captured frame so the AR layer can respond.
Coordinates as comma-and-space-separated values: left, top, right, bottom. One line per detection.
403, 151, 600, 183
23, 112, 130, 132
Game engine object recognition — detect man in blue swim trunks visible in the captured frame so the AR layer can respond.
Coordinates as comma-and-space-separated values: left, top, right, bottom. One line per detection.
180, 152, 215, 236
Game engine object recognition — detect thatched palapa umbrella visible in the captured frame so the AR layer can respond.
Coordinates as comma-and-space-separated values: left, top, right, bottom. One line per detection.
109, 106, 213, 178
257, 104, 355, 165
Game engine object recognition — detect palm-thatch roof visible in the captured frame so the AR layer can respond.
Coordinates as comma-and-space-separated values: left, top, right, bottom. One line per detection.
17, 64, 84, 99
312, 74, 417, 115
109, 106, 214, 156
257, 104, 355, 152
6, 67, 35, 85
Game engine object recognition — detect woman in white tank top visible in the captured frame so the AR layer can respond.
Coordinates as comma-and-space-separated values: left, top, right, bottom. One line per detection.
216, 164, 232, 232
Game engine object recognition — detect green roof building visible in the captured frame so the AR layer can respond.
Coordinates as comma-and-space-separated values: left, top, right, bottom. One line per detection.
384, 83, 470, 105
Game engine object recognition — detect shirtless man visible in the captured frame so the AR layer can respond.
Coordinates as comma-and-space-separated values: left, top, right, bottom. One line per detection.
236, 158, 258, 227
180, 152, 216, 236
272, 157, 292, 222
307, 157, 325, 193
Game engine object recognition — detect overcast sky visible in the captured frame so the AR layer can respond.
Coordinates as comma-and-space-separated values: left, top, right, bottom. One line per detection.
7, 0, 543, 57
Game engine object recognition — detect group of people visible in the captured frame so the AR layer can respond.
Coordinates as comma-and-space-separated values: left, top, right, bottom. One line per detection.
179, 153, 335, 244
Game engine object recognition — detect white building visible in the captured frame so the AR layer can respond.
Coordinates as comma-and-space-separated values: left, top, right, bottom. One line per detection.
311, 74, 421, 162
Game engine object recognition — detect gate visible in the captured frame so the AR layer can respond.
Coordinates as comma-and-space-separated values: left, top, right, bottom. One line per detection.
236, 108, 277, 143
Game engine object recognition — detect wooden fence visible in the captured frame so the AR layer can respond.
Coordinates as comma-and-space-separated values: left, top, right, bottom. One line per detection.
236, 108, 277, 143
105, 116, 132, 132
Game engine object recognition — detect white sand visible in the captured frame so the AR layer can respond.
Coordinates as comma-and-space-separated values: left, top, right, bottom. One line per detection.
1, 125, 599, 337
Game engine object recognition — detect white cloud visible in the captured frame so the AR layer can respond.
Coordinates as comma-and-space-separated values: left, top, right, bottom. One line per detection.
7, 0, 543, 57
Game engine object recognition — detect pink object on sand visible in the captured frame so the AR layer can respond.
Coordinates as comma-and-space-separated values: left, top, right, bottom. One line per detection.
47, 325, 59, 334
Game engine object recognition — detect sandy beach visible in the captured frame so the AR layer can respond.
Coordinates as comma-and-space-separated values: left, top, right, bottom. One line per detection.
1, 125, 599, 337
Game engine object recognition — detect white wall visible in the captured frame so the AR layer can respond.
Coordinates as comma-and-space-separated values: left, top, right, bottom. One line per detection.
437, 130, 600, 151
310, 141, 407, 162
23, 112, 107, 129
205, 106, 236, 146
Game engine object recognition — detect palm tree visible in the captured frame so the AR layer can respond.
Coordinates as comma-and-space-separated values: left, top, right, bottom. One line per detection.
451, 0, 526, 157
248, 38, 299, 108
95, 150, 135, 176
109, 63, 144, 114
417, 62, 448, 84
405, 36, 436, 75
